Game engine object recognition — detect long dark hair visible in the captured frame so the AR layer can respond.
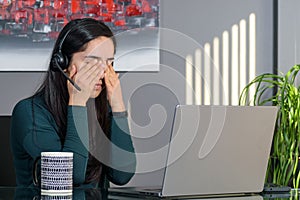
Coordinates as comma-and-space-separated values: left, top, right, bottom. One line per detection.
34, 18, 116, 183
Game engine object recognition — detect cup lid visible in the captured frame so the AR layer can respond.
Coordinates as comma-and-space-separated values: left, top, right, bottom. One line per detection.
41, 152, 73, 157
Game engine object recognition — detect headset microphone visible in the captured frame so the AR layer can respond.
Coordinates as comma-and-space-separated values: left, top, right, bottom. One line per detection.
52, 59, 81, 91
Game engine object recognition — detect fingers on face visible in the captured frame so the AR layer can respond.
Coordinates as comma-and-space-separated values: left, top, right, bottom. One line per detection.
74, 61, 118, 90
79, 58, 98, 73
87, 65, 103, 83
108, 65, 119, 78
75, 59, 103, 86
104, 73, 112, 91
105, 65, 120, 86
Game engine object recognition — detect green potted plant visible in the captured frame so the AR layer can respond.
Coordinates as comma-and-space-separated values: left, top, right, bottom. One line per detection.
239, 64, 300, 188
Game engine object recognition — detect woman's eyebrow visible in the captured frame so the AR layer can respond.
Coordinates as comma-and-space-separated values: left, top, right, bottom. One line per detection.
85, 55, 114, 60
85, 55, 99, 59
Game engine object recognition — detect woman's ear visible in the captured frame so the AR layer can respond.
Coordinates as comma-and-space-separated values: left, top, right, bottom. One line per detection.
67, 64, 77, 78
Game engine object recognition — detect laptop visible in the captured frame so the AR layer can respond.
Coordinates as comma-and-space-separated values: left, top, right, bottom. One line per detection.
109, 105, 278, 198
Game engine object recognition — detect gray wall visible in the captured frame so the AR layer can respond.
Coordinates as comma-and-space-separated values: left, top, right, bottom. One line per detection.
0, 0, 274, 187
278, 0, 300, 74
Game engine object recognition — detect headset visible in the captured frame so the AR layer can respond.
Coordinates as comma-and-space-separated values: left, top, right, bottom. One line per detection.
50, 25, 82, 91
51, 28, 71, 70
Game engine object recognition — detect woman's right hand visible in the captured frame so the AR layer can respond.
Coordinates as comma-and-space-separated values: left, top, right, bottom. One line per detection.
67, 59, 103, 106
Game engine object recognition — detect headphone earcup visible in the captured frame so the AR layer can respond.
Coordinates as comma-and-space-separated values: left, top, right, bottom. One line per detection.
51, 52, 69, 71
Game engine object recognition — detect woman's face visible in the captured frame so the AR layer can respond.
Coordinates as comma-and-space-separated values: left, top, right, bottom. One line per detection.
69, 36, 115, 98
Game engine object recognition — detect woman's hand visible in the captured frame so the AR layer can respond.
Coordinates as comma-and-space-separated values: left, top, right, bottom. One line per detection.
68, 59, 104, 106
104, 65, 126, 112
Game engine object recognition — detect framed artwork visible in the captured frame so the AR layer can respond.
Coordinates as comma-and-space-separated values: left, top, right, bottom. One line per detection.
0, 0, 159, 71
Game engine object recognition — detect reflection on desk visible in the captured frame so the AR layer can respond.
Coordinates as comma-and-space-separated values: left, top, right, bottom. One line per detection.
110, 194, 264, 200
0, 187, 297, 200
0, 187, 106, 200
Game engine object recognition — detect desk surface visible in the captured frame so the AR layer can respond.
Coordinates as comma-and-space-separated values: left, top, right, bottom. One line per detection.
0, 186, 298, 200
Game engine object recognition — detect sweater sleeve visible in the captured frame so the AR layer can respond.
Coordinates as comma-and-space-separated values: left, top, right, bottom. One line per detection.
105, 115, 136, 185
12, 99, 89, 186
63, 106, 89, 184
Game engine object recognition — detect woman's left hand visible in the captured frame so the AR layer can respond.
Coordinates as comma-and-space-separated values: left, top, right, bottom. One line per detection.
104, 64, 126, 112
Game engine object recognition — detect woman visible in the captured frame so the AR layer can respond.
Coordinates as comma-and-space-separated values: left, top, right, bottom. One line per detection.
10, 18, 136, 188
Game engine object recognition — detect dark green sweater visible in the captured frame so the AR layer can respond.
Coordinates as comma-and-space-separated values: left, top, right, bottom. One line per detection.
10, 95, 136, 188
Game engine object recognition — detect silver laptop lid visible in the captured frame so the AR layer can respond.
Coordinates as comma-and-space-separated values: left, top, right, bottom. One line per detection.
162, 105, 278, 197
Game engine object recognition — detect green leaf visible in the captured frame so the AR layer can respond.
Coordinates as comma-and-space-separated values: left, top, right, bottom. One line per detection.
239, 64, 300, 187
